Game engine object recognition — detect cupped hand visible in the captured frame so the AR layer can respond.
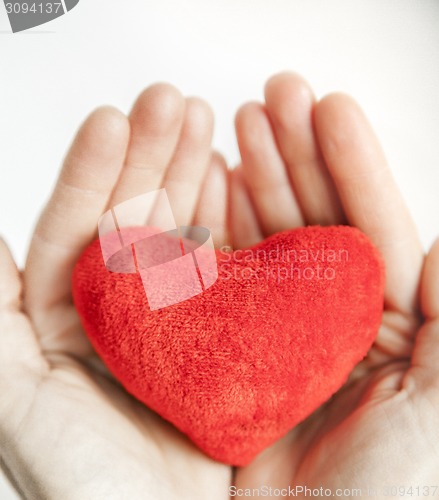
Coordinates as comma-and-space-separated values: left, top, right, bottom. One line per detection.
230, 73, 439, 493
0, 84, 231, 500
1, 73, 438, 500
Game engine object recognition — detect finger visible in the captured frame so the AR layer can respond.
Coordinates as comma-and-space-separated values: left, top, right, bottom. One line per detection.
229, 166, 263, 249
421, 238, 439, 320
108, 83, 185, 207
162, 97, 214, 227
407, 239, 439, 390
25, 107, 130, 317
264, 72, 344, 225
314, 93, 424, 315
235, 102, 304, 235
191, 152, 228, 249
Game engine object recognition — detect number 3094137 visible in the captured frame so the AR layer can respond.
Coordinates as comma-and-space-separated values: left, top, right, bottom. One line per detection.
5, 3, 63, 14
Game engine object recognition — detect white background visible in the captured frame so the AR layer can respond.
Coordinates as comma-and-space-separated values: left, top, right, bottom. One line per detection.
0, 0, 438, 497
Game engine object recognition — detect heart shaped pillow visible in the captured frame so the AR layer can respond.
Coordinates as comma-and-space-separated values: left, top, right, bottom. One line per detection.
72, 225, 384, 466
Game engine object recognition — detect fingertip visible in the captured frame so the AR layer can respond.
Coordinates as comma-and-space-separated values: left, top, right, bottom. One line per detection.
131, 83, 185, 129
264, 71, 313, 94
191, 151, 229, 248
137, 81, 184, 104
235, 101, 263, 128
235, 102, 270, 152
207, 151, 228, 201
313, 92, 383, 169
210, 150, 228, 172
264, 72, 315, 120
75, 106, 130, 159
264, 71, 313, 98
61, 106, 130, 191
184, 97, 215, 139
316, 91, 359, 110
314, 92, 364, 131
432, 237, 439, 253
0, 236, 11, 260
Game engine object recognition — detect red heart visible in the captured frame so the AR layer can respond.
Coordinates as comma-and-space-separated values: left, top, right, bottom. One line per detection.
72, 225, 384, 466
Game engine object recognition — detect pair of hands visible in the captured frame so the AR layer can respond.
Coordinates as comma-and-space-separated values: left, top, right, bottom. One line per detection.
0, 72, 438, 499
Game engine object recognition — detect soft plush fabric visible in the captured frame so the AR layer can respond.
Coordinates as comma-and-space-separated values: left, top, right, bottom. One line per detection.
72, 225, 385, 466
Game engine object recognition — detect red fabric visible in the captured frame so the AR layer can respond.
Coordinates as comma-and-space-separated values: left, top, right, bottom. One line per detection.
72, 225, 384, 466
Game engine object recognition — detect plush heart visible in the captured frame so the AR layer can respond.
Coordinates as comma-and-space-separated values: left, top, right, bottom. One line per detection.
72, 225, 384, 466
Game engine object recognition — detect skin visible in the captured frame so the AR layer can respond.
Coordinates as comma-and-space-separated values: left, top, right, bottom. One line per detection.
0, 73, 438, 499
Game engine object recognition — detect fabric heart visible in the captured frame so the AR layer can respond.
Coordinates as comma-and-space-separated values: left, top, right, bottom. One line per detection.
72, 225, 384, 466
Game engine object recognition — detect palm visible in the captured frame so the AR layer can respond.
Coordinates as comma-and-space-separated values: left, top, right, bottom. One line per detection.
17, 341, 227, 498
294, 362, 436, 487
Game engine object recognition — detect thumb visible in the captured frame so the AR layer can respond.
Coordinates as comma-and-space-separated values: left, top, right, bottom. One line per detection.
0, 238, 22, 312
421, 238, 439, 321
0, 238, 45, 376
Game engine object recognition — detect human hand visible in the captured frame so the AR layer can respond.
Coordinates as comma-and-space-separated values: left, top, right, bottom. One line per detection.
2, 74, 437, 500
230, 73, 438, 494
0, 84, 231, 500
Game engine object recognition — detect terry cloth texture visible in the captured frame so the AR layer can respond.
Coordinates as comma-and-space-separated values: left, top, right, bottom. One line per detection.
72, 225, 385, 466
